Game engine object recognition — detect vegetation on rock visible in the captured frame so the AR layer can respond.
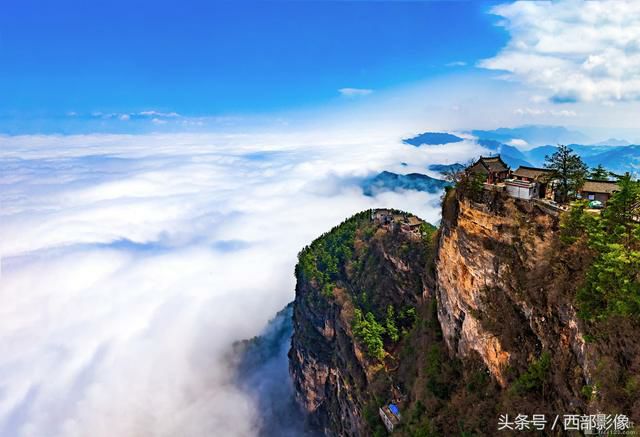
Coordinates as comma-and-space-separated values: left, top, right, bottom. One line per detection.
511, 352, 551, 395
352, 309, 386, 360
291, 174, 640, 435
560, 174, 640, 320
296, 210, 371, 301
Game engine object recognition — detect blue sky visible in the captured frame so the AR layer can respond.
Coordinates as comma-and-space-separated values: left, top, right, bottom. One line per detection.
0, 0, 508, 133
2, 1, 640, 136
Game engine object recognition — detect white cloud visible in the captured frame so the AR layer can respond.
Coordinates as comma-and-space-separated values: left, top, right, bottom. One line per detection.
338, 87, 373, 97
481, 0, 640, 103
86, 111, 182, 122
515, 107, 545, 116
151, 118, 167, 125
0, 130, 482, 437
446, 61, 466, 67
514, 107, 577, 117
138, 111, 181, 118
550, 109, 577, 117
508, 138, 529, 148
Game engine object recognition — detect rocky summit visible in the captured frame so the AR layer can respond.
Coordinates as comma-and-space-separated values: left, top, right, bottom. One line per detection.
288, 185, 640, 435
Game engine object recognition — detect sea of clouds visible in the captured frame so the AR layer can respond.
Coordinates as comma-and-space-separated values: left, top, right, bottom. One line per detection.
0, 131, 483, 437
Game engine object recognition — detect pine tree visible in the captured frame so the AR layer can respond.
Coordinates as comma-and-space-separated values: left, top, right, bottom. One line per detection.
385, 305, 399, 342
602, 173, 640, 248
544, 145, 588, 203
589, 164, 610, 180
576, 173, 640, 320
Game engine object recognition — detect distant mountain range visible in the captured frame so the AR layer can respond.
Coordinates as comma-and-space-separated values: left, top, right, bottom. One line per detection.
403, 132, 463, 146
470, 125, 590, 147
592, 138, 630, 147
522, 145, 640, 175
362, 171, 450, 196
365, 140, 638, 199
428, 163, 465, 174
476, 139, 532, 169
404, 127, 640, 176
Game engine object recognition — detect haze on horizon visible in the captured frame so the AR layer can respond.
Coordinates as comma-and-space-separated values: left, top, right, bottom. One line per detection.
1, 1, 640, 436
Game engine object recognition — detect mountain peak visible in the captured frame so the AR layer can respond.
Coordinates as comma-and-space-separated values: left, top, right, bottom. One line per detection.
361, 171, 449, 196
403, 132, 464, 147
592, 138, 630, 147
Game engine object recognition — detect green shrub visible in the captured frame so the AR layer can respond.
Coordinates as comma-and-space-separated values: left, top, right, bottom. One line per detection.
425, 345, 450, 398
321, 283, 334, 298
511, 352, 551, 395
385, 305, 400, 342
578, 243, 640, 320
411, 400, 426, 423
466, 370, 489, 393
559, 200, 597, 245
352, 309, 386, 360
580, 384, 595, 400
297, 210, 372, 298
561, 175, 640, 321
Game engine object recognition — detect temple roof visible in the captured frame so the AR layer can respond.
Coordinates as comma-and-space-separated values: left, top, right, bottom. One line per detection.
512, 166, 554, 180
468, 155, 509, 175
581, 179, 620, 194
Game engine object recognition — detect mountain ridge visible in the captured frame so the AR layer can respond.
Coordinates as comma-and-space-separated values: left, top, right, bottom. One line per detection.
287, 187, 640, 435
361, 171, 449, 196
402, 128, 640, 176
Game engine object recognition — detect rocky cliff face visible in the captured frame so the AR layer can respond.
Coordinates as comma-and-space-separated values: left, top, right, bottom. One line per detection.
436, 195, 586, 407
289, 211, 432, 436
289, 193, 640, 435
436, 193, 640, 427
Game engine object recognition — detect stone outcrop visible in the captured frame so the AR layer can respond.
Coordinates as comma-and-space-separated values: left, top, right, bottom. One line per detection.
436, 197, 560, 386
289, 211, 429, 436
289, 195, 640, 435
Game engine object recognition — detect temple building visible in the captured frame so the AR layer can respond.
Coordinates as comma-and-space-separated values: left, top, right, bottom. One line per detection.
467, 156, 510, 184
461, 155, 621, 208
379, 403, 401, 432
506, 166, 556, 201
578, 179, 620, 204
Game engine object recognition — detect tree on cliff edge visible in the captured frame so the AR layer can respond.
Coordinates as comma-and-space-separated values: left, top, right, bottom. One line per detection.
544, 144, 588, 204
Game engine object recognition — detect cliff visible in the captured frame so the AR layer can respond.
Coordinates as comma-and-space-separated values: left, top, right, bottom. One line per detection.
289, 192, 640, 435
289, 210, 434, 435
